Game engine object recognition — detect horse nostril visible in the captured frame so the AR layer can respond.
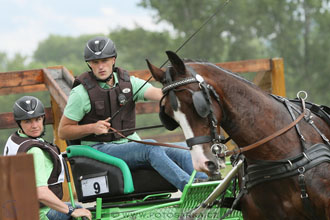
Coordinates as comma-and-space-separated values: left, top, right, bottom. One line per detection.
205, 161, 218, 171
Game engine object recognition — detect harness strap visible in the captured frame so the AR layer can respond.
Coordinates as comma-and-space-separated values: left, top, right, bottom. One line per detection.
220, 188, 246, 220
298, 167, 319, 220
289, 98, 330, 126
308, 119, 330, 145
273, 94, 330, 146
244, 143, 330, 189
297, 167, 308, 198
235, 144, 329, 220
108, 127, 189, 150
186, 136, 212, 148
284, 99, 308, 151
221, 108, 306, 157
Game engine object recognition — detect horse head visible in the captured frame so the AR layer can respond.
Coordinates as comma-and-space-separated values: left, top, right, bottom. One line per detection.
147, 51, 226, 176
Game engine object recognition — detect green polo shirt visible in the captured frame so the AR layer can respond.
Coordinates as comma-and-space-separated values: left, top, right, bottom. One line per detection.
64, 72, 152, 146
18, 131, 52, 219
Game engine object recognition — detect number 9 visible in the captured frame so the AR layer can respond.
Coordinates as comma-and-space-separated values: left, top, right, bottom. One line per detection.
94, 182, 100, 194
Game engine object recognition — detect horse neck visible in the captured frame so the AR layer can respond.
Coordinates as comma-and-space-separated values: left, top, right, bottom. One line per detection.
207, 66, 301, 160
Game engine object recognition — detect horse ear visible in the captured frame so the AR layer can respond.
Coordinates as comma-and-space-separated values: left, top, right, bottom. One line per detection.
146, 59, 165, 82
166, 51, 186, 75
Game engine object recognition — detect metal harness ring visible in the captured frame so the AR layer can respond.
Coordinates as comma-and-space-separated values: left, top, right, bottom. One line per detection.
297, 91, 308, 101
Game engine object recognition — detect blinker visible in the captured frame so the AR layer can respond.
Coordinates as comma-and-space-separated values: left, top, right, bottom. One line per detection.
192, 91, 211, 118
159, 105, 179, 131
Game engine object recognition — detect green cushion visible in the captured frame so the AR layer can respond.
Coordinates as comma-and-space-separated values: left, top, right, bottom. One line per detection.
66, 145, 134, 194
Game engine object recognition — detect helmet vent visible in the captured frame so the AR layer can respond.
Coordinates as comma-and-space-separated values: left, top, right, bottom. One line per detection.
16, 99, 38, 114
94, 40, 100, 52
84, 37, 116, 61
87, 39, 110, 55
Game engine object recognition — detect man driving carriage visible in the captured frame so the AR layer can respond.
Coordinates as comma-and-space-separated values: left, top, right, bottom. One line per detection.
3, 96, 92, 220
58, 36, 208, 192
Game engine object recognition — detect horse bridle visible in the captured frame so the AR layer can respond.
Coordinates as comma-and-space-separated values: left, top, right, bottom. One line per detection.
159, 64, 229, 156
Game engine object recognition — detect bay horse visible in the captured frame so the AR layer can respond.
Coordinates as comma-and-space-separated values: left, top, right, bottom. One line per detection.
146, 51, 330, 220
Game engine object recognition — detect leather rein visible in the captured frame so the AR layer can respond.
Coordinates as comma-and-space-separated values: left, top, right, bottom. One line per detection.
220, 107, 306, 157
108, 127, 189, 150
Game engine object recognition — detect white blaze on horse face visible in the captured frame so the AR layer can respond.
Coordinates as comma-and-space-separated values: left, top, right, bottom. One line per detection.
172, 102, 212, 173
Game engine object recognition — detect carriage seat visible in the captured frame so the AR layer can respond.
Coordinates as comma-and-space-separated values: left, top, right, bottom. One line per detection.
66, 145, 177, 203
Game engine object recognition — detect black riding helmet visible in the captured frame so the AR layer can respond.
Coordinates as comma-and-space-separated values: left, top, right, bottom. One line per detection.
84, 36, 118, 82
13, 96, 46, 137
13, 96, 45, 121
84, 36, 117, 62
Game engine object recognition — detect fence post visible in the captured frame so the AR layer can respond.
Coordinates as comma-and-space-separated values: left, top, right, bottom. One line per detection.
271, 58, 286, 97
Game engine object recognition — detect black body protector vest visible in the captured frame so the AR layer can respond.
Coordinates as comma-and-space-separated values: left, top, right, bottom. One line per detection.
3, 132, 64, 207
72, 67, 136, 142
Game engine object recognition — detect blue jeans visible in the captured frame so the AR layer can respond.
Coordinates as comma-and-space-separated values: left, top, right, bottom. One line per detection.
92, 140, 207, 191
46, 202, 82, 220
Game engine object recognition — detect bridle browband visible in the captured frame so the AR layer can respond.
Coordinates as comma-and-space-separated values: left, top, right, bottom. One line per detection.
162, 77, 198, 93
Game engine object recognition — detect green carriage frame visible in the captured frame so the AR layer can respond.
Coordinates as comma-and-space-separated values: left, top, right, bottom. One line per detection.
66, 145, 243, 220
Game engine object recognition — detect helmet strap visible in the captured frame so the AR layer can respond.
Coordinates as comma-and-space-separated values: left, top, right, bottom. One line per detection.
16, 121, 23, 131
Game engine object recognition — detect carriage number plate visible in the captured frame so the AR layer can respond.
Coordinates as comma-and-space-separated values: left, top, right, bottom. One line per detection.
81, 175, 109, 197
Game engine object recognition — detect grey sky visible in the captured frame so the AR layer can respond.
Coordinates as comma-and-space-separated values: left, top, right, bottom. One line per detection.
0, 0, 172, 57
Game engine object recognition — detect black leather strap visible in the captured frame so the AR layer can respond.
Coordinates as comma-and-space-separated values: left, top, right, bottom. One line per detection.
244, 143, 330, 189
289, 98, 330, 125
186, 136, 212, 149
298, 167, 319, 220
